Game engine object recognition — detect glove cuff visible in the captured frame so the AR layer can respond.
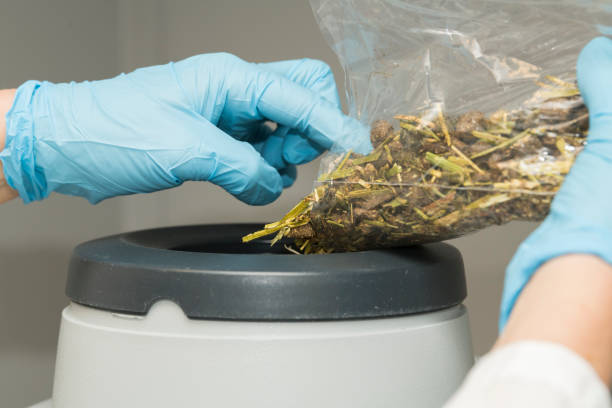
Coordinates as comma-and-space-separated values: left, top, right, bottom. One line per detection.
0, 80, 48, 203
499, 226, 612, 332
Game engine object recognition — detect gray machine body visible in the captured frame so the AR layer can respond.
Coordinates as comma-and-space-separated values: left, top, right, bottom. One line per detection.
41, 224, 474, 407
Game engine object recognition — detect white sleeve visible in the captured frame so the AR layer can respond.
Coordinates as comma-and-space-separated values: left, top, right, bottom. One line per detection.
443, 341, 611, 408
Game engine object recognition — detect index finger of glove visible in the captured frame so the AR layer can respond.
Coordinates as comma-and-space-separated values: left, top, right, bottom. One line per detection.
259, 59, 342, 164
231, 65, 372, 155
258, 59, 342, 108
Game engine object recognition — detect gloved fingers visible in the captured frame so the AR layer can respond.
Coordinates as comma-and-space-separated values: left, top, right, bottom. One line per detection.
220, 118, 275, 144
258, 59, 342, 108
227, 63, 372, 155
253, 123, 325, 168
259, 125, 326, 167
209, 136, 283, 205
282, 131, 325, 165
251, 120, 277, 144
251, 139, 265, 155
279, 164, 298, 188
577, 37, 612, 141
254, 127, 298, 187
259, 126, 290, 170
250, 123, 275, 154
172, 120, 283, 206
259, 59, 342, 164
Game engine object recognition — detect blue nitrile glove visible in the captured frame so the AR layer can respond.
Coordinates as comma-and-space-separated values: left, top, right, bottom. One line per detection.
0, 53, 371, 205
499, 37, 612, 330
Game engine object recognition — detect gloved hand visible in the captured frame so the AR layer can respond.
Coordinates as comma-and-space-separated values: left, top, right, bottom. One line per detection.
0, 53, 371, 205
499, 37, 612, 330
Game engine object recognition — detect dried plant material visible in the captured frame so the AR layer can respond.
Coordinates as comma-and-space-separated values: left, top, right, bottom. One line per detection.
243, 76, 588, 253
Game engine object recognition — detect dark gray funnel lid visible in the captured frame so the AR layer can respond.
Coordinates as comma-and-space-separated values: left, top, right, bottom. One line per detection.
66, 224, 466, 321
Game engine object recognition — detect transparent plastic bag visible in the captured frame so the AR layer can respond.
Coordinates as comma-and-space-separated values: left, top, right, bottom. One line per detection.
244, 0, 612, 253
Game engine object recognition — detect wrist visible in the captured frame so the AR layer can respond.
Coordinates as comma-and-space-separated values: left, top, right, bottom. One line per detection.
0, 89, 16, 149
0, 88, 17, 203
0, 81, 50, 204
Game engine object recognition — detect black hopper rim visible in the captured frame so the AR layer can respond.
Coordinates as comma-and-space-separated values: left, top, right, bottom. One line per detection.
66, 224, 467, 321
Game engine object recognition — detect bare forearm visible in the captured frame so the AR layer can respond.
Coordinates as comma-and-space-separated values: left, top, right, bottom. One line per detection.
444, 254, 612, 407
496, 254, 612, 384
0, 89, 18, 203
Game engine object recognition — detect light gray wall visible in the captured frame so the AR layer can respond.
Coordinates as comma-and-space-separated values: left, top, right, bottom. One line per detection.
0, 1, 538, 407
0, 2, 121, 407
0, 0, 123, 250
